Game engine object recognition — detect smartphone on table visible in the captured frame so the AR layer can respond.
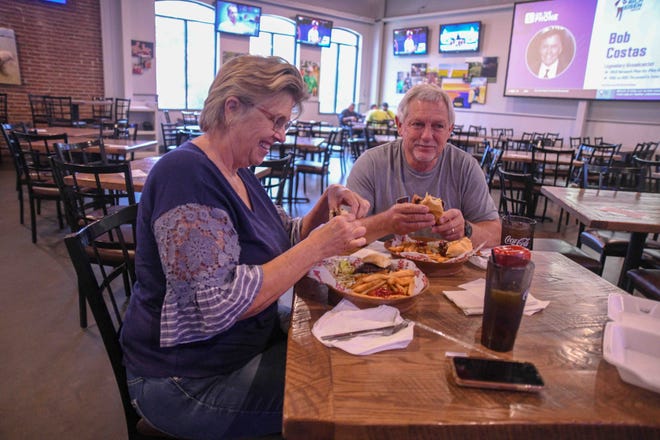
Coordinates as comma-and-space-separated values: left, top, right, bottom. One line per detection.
450, 356, 545, 392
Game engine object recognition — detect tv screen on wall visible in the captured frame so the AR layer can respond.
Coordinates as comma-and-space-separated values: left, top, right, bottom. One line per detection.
215, 1, 261, 37
296, 15, 333, 47
439, 21, 482, 53
504, 0, 660, 101
393, 27, 429, 56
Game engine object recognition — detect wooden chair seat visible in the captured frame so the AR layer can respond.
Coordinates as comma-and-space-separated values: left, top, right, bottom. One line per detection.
626, 269, 660, 301
579, 229, 630, 261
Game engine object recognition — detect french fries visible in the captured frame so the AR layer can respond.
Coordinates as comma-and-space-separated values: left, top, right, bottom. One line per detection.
388, 240, 452, 263
349, 269, 416, 297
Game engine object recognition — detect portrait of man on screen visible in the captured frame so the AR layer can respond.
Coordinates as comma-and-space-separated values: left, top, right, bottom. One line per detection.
526, 26, 575, 79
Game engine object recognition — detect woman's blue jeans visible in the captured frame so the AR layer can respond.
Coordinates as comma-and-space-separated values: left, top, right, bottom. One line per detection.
127, 334, 286, 440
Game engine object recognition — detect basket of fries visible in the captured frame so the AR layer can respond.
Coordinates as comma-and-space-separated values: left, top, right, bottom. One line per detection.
308, 256, 429, 312
384, 236, 473, 277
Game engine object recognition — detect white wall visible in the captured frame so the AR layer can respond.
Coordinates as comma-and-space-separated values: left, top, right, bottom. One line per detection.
378, 4, 660, 148
103, 1, 659, 148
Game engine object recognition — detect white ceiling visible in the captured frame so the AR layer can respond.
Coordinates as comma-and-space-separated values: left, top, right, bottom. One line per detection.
284, 0, 513, 20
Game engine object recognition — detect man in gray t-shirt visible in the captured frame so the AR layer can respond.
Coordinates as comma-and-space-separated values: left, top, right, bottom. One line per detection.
347, 83, 501, 247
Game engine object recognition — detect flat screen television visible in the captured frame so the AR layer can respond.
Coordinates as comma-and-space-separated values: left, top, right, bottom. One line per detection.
215, 1, 261, 37
439, 21, 482, 53
296, 15, 333, 47
504, 0, 660, 101
393, 27, 429, 56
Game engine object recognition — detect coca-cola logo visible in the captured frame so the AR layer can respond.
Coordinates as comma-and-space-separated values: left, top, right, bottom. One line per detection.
503, 235, 531, 248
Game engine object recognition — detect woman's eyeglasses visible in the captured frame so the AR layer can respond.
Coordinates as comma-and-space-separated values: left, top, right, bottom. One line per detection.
256, 106, 293, 133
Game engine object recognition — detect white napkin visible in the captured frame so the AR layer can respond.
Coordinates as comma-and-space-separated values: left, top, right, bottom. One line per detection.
443, 279, 550, 316
468, 250, 490, 270
312, 299, 414, 355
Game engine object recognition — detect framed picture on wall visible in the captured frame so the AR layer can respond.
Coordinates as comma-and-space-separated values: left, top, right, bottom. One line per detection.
0, 28, 21, 85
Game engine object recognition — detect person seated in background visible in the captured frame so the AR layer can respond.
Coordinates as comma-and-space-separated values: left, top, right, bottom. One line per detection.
120, 55, 369, 440
338, 103, 363, 126
366, 102, 396, 125
347, 83, 501, 247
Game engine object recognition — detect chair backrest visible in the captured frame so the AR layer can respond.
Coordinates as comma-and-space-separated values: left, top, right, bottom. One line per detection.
574, 143, 618, 185
497, 165, 536, 218
180, 110, 199, 129
491, 128, 504, 138
44, 95, 77, 126
50, 156, 136, 232
11, 130, 69, 182
484, 146, 503, 190
569, 136, 583, 150
53, 139, 107, 164
92, 97, 114, 122
29, 94, 50, 127
259, 154, 293, 205
633, 155, 660, 192
114, 98, 131, 124
630, 142, 658, 162
2, 123, 26, 188
63, 204, 140, 439
581, 163, 643, 192
161, 122, 179, 150
0, 92, 7, 123
162, 109, 171, 123
531, 144, 575, 187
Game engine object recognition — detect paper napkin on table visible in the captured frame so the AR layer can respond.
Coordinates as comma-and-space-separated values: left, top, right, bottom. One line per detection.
311, 299, 414, 355
443, 279, 550, 316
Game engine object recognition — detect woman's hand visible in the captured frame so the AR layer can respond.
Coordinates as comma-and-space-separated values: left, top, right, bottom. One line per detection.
325, 184, 370, 219
307, 212, 367, 257
431, 208, 464, 241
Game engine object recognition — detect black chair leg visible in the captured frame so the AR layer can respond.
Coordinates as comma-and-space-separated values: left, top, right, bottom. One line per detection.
79, 282, 88, 328
29, 197, 37, 243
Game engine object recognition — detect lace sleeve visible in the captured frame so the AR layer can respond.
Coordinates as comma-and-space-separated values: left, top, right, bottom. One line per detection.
154, 203, 263, 348
275, 204, 303, 245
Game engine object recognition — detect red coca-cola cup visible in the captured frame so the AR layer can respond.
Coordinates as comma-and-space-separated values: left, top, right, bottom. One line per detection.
500, 215, 536, 250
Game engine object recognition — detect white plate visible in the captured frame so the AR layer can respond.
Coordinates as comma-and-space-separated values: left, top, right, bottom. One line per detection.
603, 322, 660, 394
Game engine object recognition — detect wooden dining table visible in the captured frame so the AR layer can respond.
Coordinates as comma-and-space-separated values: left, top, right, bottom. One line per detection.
501, 149, 582, 166
540, 186, 660, 288
283, 250, 660, 439
77, 138, 158, 158
69, 155, 271, 192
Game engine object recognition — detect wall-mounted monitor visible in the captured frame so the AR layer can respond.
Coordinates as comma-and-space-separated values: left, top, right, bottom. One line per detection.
296, 15, 333, 47
393, 27, 429, 56
439, 21, 482, 54
504, 0, 660, 101
215, 1, 261, 37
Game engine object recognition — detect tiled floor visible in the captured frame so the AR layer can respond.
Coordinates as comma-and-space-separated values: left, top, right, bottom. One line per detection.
0, 148, 624, 439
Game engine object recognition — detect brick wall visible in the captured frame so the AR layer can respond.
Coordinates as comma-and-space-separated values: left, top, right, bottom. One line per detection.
0, 0, 104, 125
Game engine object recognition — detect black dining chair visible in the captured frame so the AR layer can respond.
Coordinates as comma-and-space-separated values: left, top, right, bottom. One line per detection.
9, 130, 69, 242
633, 154, 660, 192
28, 94, 51, 127
0, 92, 7, 124
64, 204, 175, 439
576, 154, 646, 275
51, 156, 136, 328
259, 154, 293, 206
293, 129, 338, 198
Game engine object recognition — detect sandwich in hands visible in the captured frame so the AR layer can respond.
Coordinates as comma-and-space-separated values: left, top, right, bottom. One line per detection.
412, 193, 444, 225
